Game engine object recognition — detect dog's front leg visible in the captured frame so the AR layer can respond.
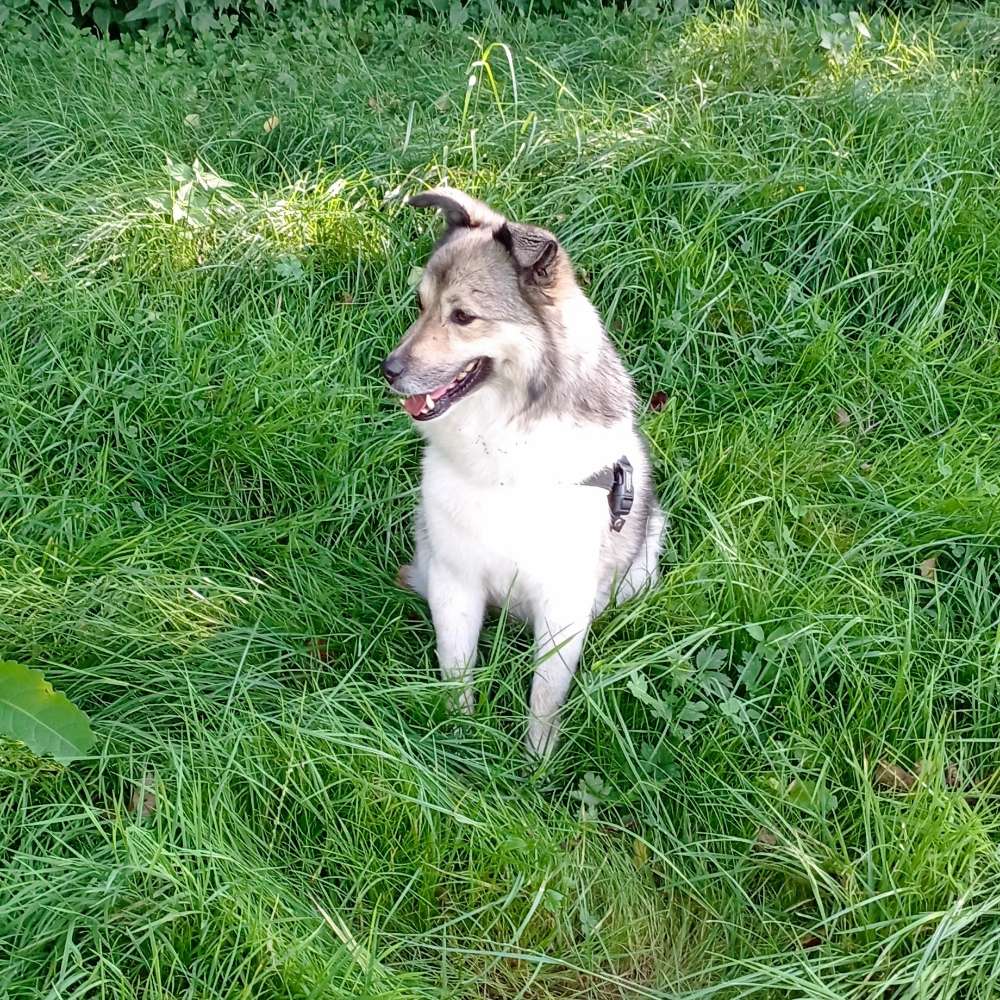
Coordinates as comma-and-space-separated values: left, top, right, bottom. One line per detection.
427, 564, 485, 714
527, 600, 593, 758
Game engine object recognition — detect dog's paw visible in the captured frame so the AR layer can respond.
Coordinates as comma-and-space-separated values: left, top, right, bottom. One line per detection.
395, 564, 415, 590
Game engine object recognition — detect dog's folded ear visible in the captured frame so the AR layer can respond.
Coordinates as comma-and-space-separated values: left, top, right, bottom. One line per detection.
493, 222, 560, 288
408, 187, 504, 231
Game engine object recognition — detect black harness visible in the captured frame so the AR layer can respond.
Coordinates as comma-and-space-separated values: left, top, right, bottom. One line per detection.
581, 456, 634, 533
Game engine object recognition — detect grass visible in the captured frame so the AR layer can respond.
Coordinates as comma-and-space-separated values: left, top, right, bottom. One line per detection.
2, 1, 1000, 995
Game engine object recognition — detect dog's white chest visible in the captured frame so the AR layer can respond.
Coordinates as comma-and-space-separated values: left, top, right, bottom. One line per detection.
420, 467, 608, 610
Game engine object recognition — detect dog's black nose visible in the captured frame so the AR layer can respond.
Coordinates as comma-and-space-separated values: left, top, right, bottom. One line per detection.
382, 354, 405, 383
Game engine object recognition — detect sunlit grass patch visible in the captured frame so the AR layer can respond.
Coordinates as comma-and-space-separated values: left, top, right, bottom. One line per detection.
60, 165, 392, 284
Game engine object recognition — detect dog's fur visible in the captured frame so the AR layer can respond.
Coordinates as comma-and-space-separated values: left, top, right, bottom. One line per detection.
384, 188, 664, 756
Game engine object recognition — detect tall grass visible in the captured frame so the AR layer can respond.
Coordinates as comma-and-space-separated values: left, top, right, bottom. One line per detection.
2, 2, 1000, 996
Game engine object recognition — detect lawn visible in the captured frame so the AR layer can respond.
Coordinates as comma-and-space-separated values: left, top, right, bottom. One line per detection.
2, 2, 1000, 996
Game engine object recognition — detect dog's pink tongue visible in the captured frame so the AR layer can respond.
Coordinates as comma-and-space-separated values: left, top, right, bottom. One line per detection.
403, 381, 452, 417
403, 395, 427, 417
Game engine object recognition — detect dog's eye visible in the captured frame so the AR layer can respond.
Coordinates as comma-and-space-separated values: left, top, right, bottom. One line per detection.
450, 309, 475, 326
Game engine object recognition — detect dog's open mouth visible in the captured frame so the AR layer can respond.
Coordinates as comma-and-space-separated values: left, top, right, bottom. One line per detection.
402, 358, 492, 421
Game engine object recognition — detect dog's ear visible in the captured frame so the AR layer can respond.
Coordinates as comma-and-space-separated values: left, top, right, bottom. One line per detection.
408, 187, 503, 231
493, 222, 560, 287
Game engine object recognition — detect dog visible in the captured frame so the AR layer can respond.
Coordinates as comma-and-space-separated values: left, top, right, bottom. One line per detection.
383, 188, 664, 757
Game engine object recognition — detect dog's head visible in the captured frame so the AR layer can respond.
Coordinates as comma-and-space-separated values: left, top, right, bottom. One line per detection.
382, 187, 577, 422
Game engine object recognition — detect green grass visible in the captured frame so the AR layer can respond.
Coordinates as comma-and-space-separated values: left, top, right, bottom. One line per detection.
2, 2, 1000, 996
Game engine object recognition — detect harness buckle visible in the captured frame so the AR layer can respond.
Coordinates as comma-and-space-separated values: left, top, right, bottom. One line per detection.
608, 457, 634, 533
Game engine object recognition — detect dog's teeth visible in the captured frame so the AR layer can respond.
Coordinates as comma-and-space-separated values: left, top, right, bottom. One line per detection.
424, 397, 435, 412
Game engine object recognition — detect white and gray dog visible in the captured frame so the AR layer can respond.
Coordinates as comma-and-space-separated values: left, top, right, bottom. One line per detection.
384, 188, 664, 756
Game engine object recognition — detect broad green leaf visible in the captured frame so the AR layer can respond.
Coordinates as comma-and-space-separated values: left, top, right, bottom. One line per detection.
93, 3, 111, 34
785, 777, 838, 818
626, 670, 653, 704
0, 661, 94, 763
572, 771, 611, 811
164, 157, 193, 183
448, 0, 467, 28
719, 696, 749, 729
146, 193, 172, 213
190, 4, 215, 33
193, 161, 234, 190
695, 644, 726, 672
678, 699, 708, 723
124, 0, 160, 21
